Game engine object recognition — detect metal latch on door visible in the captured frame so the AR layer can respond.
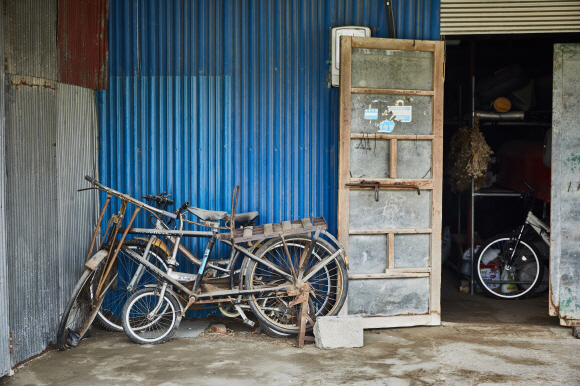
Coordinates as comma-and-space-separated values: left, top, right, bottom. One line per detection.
345, 181, 421, 201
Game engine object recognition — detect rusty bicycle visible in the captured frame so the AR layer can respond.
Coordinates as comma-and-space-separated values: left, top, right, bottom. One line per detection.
57, 176, 349, 348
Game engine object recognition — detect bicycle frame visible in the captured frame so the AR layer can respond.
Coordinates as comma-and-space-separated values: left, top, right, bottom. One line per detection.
505, 210, 550, 269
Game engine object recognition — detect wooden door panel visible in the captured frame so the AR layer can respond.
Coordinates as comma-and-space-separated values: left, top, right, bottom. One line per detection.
338, 36, 444, 328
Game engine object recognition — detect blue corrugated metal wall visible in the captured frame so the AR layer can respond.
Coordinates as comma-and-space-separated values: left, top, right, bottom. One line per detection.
97, 0, 439, 316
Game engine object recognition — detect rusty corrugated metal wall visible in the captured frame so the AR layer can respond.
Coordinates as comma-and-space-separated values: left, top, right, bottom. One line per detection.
5, 0, 59, 81
58, 0, 110, 89
0, 8, 11, 379
98, 0, 440, 318
2, 0, 102, 368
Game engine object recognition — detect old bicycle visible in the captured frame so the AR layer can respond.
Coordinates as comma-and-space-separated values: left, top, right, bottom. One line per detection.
58, 176, 348, 348
474, 182, 549, 299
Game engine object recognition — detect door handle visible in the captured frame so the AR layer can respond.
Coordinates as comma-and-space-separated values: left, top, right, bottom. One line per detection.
345, 181, 420, 201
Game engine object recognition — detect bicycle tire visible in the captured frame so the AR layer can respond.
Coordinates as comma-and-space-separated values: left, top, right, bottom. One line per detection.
474, 233, 544, 300
244, 235, 348, 336
57, 267, 100, 350
121, 287, 180, 345
95, 240, 168, 332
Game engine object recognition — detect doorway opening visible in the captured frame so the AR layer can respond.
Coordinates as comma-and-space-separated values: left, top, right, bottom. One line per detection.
441, 33, 580, 326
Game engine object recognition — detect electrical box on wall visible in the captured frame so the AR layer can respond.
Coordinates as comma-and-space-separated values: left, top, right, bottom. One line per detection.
330, 26, 371, 87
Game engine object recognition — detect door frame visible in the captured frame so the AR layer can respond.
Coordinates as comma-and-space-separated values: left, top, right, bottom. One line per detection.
337, 36, 445, 328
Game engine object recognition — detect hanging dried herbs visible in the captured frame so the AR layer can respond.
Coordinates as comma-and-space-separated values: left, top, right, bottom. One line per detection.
448, 119, 493, 192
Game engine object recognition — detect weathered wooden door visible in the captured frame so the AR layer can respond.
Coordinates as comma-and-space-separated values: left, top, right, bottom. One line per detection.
550, 43, 580, 328
338, 37, 444, 329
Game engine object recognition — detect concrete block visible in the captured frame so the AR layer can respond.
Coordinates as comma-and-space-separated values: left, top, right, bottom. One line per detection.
211, 324, 227, 334
314, 316, 363, 349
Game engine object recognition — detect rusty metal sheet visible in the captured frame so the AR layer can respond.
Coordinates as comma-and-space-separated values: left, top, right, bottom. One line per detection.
349, 190, 431, 230
348, 278, 430, 316
5, 0, 58, 80
58, 0, 109, 89
551, 43, 580, 323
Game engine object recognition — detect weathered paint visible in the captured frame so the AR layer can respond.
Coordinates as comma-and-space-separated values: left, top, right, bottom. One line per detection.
4, 76, 99, 367
551, 43, 580, 324
58, 0, 110, 89
0, 9, 11, 378
4, 0, 58, 81
98, 0, 440, 317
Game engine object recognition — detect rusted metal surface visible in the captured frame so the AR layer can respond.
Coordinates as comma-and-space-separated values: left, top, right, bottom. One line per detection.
5, 0, 58, 80
58, 0, 109, 89
346, 181, 420, 201
0, 8, 10, 377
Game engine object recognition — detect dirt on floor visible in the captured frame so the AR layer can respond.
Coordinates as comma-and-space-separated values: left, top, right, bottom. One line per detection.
2, 268, 579, 386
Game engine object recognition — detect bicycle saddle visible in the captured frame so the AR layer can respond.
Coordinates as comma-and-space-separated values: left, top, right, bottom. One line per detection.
187, 207, 228, 221
229, 211, 259, 225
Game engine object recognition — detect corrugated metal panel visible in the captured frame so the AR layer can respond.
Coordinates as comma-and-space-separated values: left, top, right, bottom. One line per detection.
98, 0, 440, 317
58, 0, 110, 89
4, 76, 99, 366
5, 75, 58, 366
0, 9, 11, 378
56, 84, 100, 313
441, 0, 580, 35
393, 0, 441, 40
5, 0, 58, 80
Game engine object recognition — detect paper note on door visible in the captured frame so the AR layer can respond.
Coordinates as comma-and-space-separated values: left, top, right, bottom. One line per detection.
388, 105, 412, 122
379, 120, 395, 132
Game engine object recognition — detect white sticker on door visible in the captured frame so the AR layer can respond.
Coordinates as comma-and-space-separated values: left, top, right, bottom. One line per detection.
364, 109, 378, 120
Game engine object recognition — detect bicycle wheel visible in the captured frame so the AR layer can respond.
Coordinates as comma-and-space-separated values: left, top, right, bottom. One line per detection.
95, 240, 168, 332
244, 235, 348, 336
57, 267, 101, 350
474, 234, 544, 300
121, 287, 180, 345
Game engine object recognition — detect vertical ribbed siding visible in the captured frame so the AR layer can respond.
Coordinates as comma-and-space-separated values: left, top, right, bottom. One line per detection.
4, 0, 59, 81
98, 0, 440, 317
5, 76, 58, 366
0, 9, 11, 379
4, 77, 99, 367
56, 84, 100, 313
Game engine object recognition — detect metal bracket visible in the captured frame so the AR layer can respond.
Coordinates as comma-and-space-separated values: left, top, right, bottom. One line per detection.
346, 180, 420, 201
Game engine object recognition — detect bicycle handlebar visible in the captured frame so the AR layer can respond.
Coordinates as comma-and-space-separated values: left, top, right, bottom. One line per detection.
142, 194, 174, 206
84, 175, 177, 219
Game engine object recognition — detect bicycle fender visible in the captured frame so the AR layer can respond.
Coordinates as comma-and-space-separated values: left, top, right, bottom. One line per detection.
134, 237, 173, 257
85, 250, 109, 271
322, 230, 349, 270
143, 284, 185, 313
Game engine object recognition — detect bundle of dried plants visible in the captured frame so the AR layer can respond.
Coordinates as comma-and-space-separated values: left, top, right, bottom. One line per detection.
448, 119, 493, 192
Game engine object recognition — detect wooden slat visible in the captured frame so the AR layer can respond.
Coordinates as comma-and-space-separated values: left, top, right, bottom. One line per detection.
349, 228, 432, 235
348, 178, 433, 190
351, 133, 434, 140
349, 269, 431, 280
351, 88, 435, 96
351, 36, 439, 52
263, 223, 273, 234
429, 41, 445, 322
337, 35, 352, 256
387, 233, 395, 269
243, 226, 253, 238
301, 218, 313, 228
217, 217, 328, 244
389, 139, 397, 179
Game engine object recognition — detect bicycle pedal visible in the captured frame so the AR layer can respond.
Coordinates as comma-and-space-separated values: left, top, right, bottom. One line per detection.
243, 319, 256, 327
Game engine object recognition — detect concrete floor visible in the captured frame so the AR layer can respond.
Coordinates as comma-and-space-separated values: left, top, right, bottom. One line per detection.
2, 268, 579, 386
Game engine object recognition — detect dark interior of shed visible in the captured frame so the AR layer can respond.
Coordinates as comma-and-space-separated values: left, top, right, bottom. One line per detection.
440, 33, 580, 324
